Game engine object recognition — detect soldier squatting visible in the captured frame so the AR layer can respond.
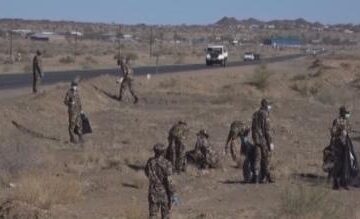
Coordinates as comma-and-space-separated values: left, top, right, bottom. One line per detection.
29, 52, 359, 219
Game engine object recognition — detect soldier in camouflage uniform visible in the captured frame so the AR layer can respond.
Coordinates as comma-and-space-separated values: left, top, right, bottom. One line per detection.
64, 80, 83, 144
330, 106, 352, 190
251, 99, 275, 183
187, 129, 219, 169
224, 121, 256, 182
145, 143, 176, 219
167, 121, 188, 173
118, 57, 138, 104
32, 50, 43, 93
225, 121, 250, 162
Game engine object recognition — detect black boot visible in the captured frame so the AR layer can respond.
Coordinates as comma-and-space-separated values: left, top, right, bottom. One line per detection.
251, 175, 258, 184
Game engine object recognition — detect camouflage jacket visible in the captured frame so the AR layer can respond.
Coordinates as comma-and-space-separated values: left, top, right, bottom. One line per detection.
120, 63, 134, 80
64, 89, 82, 114
169, 123, 188, 140
230, 121, 249, 138
32, 55, 42, 76
195, 136, 211, 154
331, 117, 351, 145
251, 108, 272, 147
195, 136, 217, 163
145, 156, 175, 202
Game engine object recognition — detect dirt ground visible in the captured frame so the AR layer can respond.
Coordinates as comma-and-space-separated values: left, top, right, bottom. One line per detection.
1, 53, 360, 218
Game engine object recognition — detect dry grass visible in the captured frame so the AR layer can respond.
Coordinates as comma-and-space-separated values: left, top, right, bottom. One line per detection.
59, 56, 75, 64
246, 64, 273, 91
290, 81, 320, 97
123, 199, 147, 219
275, 184, 348, 219
158, 77, 178, 89
8, 172, 82, 210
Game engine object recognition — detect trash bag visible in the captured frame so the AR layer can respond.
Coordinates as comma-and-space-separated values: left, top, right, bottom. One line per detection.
241, 137, 256, 182
347, 136, 359, 178
322, 144, 334, 173
81, 112, 92, 134
75, 112, 92, 135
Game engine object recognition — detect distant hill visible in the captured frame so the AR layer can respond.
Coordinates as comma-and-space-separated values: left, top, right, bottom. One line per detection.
215, 16, 240, 26
214, 16, 326, 28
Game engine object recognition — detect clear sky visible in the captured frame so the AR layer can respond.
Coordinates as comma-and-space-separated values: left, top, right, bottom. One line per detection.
0, 0, 359, 25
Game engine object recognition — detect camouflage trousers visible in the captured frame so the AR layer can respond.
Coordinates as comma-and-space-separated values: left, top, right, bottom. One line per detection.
68, 112, 82, 142
119, 78, 138, 101
167, 137, 186, 173
149, 195, 170, 219
254, 144, 273, 182
187, 149, 217, 169
32, 74, 40, 93
332, 141, 349, 188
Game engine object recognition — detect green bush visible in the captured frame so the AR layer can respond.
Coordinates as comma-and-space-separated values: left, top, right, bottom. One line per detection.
246, 64, 272, 91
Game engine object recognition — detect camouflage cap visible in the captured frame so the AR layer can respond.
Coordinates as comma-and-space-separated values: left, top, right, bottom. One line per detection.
178, 120, 187, 125
71, 78, 81, 87
197, 129, 209, 138
339, 106, 350, 115
261, 99, 272, 108
153, 143, 167, 153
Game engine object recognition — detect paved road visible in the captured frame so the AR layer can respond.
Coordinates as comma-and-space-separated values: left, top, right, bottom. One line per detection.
0, 53, 305, 90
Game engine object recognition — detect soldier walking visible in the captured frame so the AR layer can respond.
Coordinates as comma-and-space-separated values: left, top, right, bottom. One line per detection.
251, 99, 275, 183
118, 57, 138, 104
64, 80, 83, 144
32, 50, 43, 93
167, 121, 188, 173
145, 143, 176, 219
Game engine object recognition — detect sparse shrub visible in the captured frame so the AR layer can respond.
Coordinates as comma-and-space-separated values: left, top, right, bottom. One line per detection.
246, 64, 272, 91
340, 62, 351, 70
275, 184, 347, 219
59, 56, 75, 64
85, 55, 98, 64
292, 74, 307, 81
174, 52, 185, 64
210, 95, 234, 105
290, 82, 320, 97
310, 68, 323, 78
9, 172, 82, 210
114, 52, 138, 61
308, 59, 322, 69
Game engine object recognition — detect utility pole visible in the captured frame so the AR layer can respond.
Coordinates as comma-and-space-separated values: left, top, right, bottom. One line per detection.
9, 30, 13, 63
74, 28, 78, 60
149, 27, 153, 58
118, 24, 122, 59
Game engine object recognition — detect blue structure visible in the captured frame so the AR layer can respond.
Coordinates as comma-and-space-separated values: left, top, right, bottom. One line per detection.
264, 37, 303, 48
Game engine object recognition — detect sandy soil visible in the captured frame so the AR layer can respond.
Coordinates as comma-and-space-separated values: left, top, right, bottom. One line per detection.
0, 54, 360, 218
